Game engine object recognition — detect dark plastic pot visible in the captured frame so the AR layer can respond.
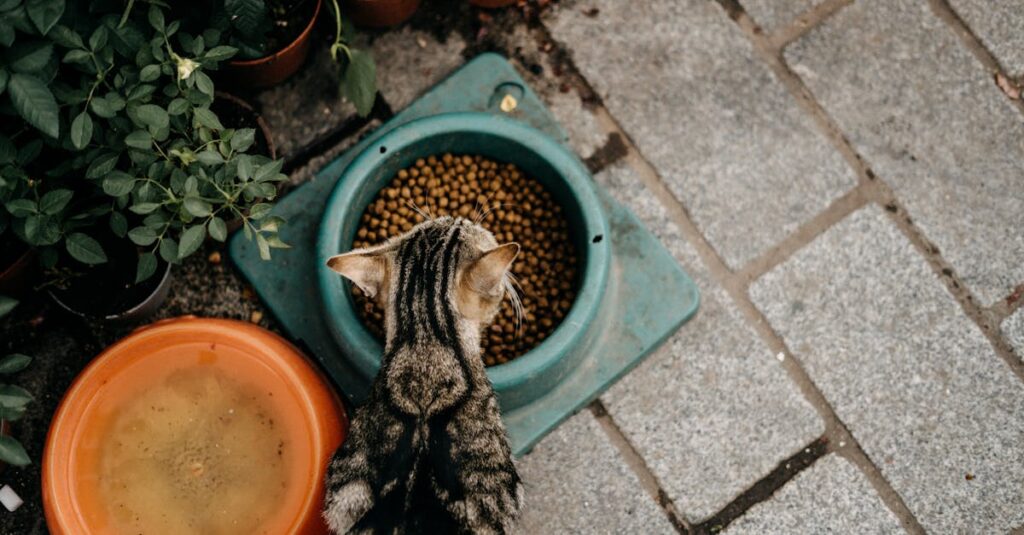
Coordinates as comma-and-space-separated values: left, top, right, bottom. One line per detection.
224, 0, 322, 88
213, 92, 277, 160
48, 258, 172, 323
317, 112, 611, 410
343, 0, 420, 28
0, 241, 34, 296
469, 0, 517, 7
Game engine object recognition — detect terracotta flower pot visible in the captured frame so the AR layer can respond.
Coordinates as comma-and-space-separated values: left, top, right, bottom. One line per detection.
469, 0, 517, 8
43, 317, 348, 535
225, 0, 323, 88
343, 0, 420, 28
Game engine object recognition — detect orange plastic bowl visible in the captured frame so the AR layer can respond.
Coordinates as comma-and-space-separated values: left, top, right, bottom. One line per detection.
43, 317, 347, 535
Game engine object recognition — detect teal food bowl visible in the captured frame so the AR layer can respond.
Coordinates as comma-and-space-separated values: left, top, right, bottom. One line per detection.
317, 112, 611, 410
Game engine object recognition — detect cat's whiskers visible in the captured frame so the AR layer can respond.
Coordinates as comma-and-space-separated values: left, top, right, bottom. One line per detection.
405, 199, 434, 221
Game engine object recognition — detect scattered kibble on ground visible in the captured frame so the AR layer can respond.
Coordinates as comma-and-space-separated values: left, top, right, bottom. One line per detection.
351, 154, 578, 366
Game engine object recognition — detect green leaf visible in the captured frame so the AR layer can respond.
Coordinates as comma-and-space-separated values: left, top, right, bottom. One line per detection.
4, 199, 36, 217
102, 172, 135, 196
139, 64, 161, 82
48, 25, 82, 48
87, 25, 107, 51
8, 73, 59, 138
124, 130, 152, 149
0, 69, 7, 95
26, 0, 64, 36
38, 189, 72, 215
135, 104, 169, 130
8, 41, 53, 73
192, 107, 223, 131
129, 202, 161, 215
70, 110, 92, 149
0, 384, 32, 409
0, 136, 12, 163
128, 226, 157, 246
0, 20, 13, 48
62, 50, 90, 64
65, 232, 107, 264
194, 70, 213, 96
248, 203, 272, 219
148, 5, 164, 32
204, 45, 237, 62
225, 0, 266, 36
183, 197, 212, 217
237, 155, 253, 180
168, 98, 188, 115
177, 224, 205, 259
230, 128, 255, 152
253, 159, 283, 182
255, 232, 271, 260
0, 296, 17, 318
0, 354, 31, 374
0, 436, 30, 467
159, 237, 177, 263
86, 152, 119, 178
342, 49, 377, 117
109, 211, 127, 237
135, 252, 157, 283
195, 149, 223, 166
89, 95, 115, 118
208, 216, 227, 242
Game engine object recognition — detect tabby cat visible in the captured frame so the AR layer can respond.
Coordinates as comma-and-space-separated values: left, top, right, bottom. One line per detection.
323, 216, 524, 534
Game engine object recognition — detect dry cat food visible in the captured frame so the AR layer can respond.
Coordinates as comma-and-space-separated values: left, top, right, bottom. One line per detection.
352, 154, 578, 366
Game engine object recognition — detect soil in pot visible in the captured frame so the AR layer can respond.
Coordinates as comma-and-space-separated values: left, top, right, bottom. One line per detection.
246, 0, 319, 60
49, 237, 168, 319
211, 94, 276, 159
351, 154, 579, 366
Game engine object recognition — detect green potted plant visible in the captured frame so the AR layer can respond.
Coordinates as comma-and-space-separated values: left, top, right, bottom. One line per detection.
215, 0, 324, 88
0, 295, 32, 468
0, 1, 288, 321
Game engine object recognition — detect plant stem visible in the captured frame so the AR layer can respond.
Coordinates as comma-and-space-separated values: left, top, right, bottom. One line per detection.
118, 0, 136, 29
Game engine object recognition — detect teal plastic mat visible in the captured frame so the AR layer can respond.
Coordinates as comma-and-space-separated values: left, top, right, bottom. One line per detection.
229, 53, 699, 455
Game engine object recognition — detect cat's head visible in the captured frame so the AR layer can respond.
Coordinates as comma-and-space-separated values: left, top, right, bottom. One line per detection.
327, 216, 520, 329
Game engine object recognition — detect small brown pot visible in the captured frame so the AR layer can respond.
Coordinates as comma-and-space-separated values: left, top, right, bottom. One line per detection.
0, 241, 35, 296
225, 0, 322, 88
344, 0, 420, 28
469, 0, 517, 8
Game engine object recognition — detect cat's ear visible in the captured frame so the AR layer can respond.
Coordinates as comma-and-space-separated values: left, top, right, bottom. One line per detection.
463, 243, 520, 296
327, 250, 386, 298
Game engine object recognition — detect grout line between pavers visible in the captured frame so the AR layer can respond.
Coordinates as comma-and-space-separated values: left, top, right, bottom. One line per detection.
588, 401, 692, 534
925, 0, 1024, 113
693, 436, 829, 534
591, 103, 925, 532
765, 0, 853, 50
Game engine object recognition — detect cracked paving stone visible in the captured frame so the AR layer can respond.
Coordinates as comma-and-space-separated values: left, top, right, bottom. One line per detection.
724, 455, 903, 534
516, 411, 674, 534
548, 0, 855, 270
594, 162, 822, 521
785, 0, 1024, 306
751, 205, 1024, 533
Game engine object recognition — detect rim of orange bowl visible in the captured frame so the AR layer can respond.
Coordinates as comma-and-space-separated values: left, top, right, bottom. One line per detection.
42, 317, 346, 535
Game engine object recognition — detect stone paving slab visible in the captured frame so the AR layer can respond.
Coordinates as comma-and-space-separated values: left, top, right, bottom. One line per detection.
255, 43, 358, 160
548, 0, 855, 270
516, 411, 674, 534
372, 28, 467, 112
750, 205, 1024, 533
739, 0, 823, 32
1004, 307, 1024, 359
784, 0, 1024, 306
596, 162, 822, 521
948, 0, 1024, 77
725, 455, 904, 534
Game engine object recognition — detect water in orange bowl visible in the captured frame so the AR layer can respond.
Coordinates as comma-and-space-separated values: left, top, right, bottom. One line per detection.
94, 366, 290, 534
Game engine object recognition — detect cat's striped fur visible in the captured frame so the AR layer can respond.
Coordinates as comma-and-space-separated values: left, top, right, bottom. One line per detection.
323, 216, 523, 534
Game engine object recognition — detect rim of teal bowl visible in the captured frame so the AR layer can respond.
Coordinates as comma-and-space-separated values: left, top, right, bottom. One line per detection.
317, 112, 610, 391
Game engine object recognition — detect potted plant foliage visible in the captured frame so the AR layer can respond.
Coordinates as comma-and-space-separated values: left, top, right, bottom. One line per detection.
0, 295, 32, 468
216, 0, 324, 88
0, 0, 288, 321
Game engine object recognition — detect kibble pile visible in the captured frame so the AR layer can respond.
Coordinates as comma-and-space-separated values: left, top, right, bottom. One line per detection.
351, 154, 578, 366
